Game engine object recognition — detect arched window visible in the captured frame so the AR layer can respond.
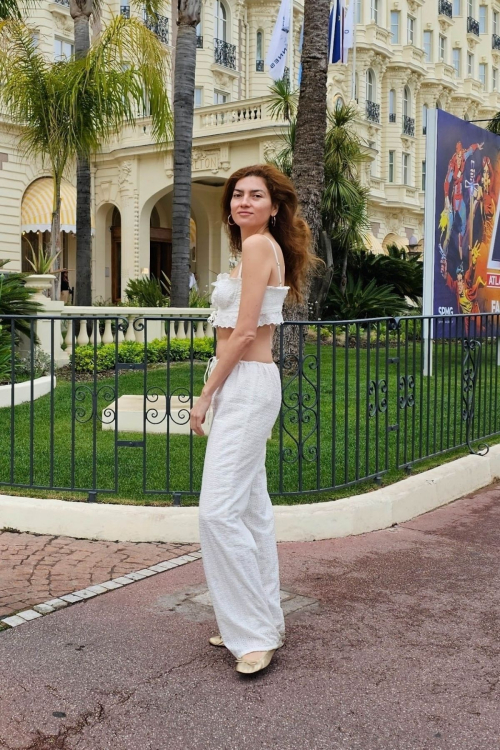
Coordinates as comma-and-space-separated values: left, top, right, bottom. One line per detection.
403, 86, 411, 117
366, 68, 375, 102
389, 89, 396, 121
335, 96, 345, 110
214, 0, 227, 41
256, 29, 264, 70
257, 30, 263, 59
422, 103, 428, 134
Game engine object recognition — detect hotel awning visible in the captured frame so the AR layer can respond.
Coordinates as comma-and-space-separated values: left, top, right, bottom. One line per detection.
365, 233, 387, 255
383, 233, 409, 251
21, 178, 77, 234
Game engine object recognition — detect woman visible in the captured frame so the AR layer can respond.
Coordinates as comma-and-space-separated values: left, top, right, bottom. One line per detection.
190, 164, 320, 675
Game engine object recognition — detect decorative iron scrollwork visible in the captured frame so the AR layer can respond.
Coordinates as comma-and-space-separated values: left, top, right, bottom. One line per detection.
74, 385, 116, 424
280, 353, 319, 465
399, 374, 415, 409
368, 379, 388, 417
462, 339, 489, 456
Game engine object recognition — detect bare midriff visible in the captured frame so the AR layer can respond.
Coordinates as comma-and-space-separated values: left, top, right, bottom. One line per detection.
215, 325, 276, 364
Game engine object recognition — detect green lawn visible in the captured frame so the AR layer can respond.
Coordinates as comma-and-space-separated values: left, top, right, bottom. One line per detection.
1, 338, 500, 506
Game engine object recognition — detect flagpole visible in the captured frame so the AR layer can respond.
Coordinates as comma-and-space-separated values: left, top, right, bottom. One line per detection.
351, 0, 357, 101
288, 0, 294, 85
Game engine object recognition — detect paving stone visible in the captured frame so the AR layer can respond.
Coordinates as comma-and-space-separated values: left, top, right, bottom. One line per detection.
44, 599, 69, 610
86, 584, 109, 594
98, 581, 123, 590
122, 571, 148, 581
1, 615, 27, 627
33, 604, 56, 615
60, 594, 84, 604
16, 610, 42, 621
134, 569, 157, 577
72, 589, 99, 599
112, 577, 135, 585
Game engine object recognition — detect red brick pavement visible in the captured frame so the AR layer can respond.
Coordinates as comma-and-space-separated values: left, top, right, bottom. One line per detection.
0, 531, 199, 619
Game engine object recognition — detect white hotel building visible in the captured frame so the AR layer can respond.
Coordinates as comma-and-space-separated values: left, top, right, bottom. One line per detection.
2, 0, 500, 301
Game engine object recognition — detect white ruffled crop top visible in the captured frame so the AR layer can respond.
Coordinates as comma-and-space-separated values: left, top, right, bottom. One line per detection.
207, 236, 289, 329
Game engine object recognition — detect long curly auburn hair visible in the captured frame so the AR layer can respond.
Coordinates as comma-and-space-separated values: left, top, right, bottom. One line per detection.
221, 164, 324, 304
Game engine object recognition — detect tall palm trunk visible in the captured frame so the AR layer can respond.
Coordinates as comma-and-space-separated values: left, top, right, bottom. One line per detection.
71, 0, 93, 305
50, 173, 62, 298
280, 0, 330, 362
170, 0, 200, 307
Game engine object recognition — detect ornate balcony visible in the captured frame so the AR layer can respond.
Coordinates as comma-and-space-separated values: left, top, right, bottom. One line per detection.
438, 0, 452, 19
366, 100, 380, 123
403, 115, 415, 137
120, 5, 130, 17
143, 11, 169, 45
54, 0, 70, 6
256, 59, 264, 72
467, 16, 480, 36
389, 113, 396, 123
197, 35, 203, 48
214, 38, 236, 70
493, 33, 500, 50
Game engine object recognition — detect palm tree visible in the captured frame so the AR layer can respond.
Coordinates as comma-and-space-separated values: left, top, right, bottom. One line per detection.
0, 17, 172, 298
322, 104, 370, 296
290, 0, 331, 314
170, 0, 201, 308
68, 0, 168, 305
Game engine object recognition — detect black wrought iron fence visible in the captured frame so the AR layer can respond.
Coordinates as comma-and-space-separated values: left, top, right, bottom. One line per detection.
0, 313, 497, 504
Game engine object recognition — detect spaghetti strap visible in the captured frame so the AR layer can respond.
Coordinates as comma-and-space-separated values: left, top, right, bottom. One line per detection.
265, 236, 283, 286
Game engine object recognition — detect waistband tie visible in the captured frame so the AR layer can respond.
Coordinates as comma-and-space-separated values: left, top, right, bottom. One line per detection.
204, 356, 217, 384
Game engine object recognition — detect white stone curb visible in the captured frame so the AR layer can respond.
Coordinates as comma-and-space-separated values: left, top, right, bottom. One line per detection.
0, 551, 202, 629
1, 445, 500, 545
0, 375, 56, 408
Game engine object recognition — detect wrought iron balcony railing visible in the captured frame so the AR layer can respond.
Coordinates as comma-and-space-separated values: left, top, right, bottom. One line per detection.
467, 16, 480, 36
196, 35, 203, 48
120, 5, 130, 17
438, 0, 453, 19
389, 113, 396, 123
366, 100, 380, 123
143, 11, 169, 45
403, 115, 415, 136
54, 0, 70, 7
493, 33, 500, 50
256, 59, 264, 72
214, 38, 236, 69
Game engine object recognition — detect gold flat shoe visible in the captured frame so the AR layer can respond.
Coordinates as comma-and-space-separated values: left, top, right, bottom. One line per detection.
209, 635, 225, 647
235, 649, 276, 675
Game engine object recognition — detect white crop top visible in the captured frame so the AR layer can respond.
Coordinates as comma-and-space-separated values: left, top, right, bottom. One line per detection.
207, 236, 289, 329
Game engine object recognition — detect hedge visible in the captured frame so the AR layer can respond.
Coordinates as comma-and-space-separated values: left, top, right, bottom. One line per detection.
71, 338, 215, 373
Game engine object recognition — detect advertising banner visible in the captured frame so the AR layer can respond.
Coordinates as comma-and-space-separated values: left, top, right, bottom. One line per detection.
423, 109, 500, 336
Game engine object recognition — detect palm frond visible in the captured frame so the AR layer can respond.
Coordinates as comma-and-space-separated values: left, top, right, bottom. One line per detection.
267, 76, 299, 122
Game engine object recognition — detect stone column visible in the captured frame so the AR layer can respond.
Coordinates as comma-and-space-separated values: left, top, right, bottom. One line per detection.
117, 159, 140, 299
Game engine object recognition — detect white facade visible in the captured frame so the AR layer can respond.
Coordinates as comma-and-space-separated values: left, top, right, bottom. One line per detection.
2, 0, 500, 300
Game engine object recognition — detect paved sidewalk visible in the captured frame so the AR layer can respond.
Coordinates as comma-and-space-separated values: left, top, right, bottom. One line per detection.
1, 486, 500, 749
0, 531, 199, 619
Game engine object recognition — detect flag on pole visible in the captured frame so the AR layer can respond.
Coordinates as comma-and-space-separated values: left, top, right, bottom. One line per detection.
297, 20, 304, 86
342, 0, 355, 64
266, 0, 291, 81
328, 0, 344, 65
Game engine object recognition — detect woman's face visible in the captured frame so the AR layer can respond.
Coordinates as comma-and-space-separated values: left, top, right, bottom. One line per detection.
230, 175, 276, 230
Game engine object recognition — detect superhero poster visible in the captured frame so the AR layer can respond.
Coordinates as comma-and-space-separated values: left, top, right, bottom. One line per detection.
423, 109, 500, 336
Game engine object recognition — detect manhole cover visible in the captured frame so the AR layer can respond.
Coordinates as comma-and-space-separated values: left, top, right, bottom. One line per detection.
153, 584, 318, 622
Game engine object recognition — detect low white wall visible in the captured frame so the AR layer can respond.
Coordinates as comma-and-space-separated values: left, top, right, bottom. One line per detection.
0, 375, 56, 409
1, 445, 499, 543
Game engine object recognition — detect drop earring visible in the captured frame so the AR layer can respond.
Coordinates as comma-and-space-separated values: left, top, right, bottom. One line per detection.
271, 215, 276, 227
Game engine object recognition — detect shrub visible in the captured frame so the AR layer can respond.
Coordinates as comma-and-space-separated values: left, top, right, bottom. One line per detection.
124, 274, 170, 307
71, 337, 215, 373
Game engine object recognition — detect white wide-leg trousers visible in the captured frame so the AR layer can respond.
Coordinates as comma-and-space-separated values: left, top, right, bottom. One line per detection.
199, 359, 285, 659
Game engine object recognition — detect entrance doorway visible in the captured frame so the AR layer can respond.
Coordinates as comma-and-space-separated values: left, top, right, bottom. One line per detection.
149, 227, 172, 284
